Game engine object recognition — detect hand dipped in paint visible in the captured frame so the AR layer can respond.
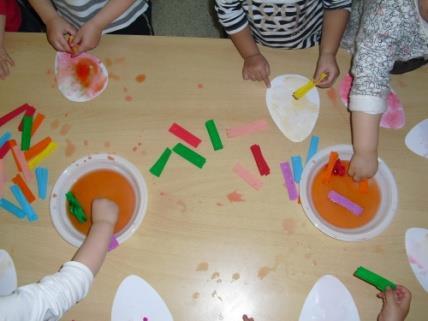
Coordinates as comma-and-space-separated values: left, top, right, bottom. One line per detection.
71, 20, 103, 55
92, 198, 119, 227
377, 285, 411, 321
348, 150, 378, 181
45, 15, 76, 53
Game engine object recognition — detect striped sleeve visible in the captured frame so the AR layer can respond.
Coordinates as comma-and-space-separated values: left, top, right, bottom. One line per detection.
215, 0, 249, 35
322, 0, 351, 10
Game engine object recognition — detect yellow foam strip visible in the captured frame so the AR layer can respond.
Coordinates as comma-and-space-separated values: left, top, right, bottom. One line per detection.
28, 142, 57, 170
292, 72, 327, 100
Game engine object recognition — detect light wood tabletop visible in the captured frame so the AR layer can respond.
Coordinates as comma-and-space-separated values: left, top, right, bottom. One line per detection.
0, 33, 427, 321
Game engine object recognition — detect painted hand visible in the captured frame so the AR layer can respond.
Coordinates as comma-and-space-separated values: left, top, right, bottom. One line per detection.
348, 150, 378, 181
243, 53, 271, 88
0, 46, 14, 79
314, 53, 339, 88
45, 15, 76, 53
377, 285, 412, 321
92, 198, 119, 227
72, 21, 103, 55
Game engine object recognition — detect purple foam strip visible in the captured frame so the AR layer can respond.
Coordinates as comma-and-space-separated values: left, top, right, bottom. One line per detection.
280, 162, 298, 201
108, 236, 119, 252
328, 190, 363, 216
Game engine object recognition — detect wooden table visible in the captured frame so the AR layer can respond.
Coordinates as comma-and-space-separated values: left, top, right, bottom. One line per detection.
1, 33, 427, 321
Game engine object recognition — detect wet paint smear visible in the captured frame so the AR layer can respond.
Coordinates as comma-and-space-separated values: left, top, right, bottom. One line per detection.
136, 74, 146, 83
83, 140, 89, 146
211, 272, 220, 280
51, 119, 60, 130
104, 141, 111, 148
60, 124, 71, 136
282, 218, 296, 235
227, 191, 244, 202
327, 87, 338, 105
125, 95, 133, 102
196, 262, 209, 271
65, 139, 76, 157
232, 273, 240, 281
197, 83, 204, 89
257, 256, 283, 280
192, 292, 200, 300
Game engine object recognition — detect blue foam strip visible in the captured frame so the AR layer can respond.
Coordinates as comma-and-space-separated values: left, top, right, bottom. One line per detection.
306, 135, 320, 163
0, 132, 12, 148
0, 198, 26, 219
291, 155, 303, 183
35, 167, 48, 200
10, 184, 38, 222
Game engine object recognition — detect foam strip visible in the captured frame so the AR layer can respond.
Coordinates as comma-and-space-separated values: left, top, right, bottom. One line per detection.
306, 135, 320, 163
226, 119, 268, 138
205, 119, 223, 151
0, 103, 34, 128
28, 141, 57, 170
10, 142, 33, 182
149, 148, 172, 177
172, 143, 206, 168
291, 155, 303, 183
0, 132, 12, 148
10, 184, 38, 221
168, 123, 202, 148
280, 162, 298, 200
250, 144, 270, 176
328, 190, 363, 216
0, 198, 26, 219
35, 167, 48, 200
233, 162, 263, 190
0, 159, 6, 197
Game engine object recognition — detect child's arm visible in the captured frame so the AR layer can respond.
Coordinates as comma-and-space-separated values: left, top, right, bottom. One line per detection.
314, 7, 350, 87
28, 0, 76, 52
71, 0, 137, 54
377, 285, 412, 321
0, 14, 15, 80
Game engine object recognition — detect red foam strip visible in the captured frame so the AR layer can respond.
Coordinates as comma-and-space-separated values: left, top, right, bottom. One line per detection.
0, 104, 33, 128
18, 106, 36, 131
168, 122, 202, 148
0, 140, 11, 159
250, 144, 270, 176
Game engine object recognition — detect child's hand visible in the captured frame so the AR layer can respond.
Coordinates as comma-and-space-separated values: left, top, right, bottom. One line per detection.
377, 286, 411, 321
348, 149, 378, 181
45, 15, 76, 52
314, 53, 339, 88
91, 198, 119, 227
243, 53, 271, 88
71, 21, 103, 55
0, 46, 14, 80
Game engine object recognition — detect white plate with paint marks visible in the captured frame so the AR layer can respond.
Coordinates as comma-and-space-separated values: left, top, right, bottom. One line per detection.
405, 228, 428, 292
111, 275, 174, 321
266, 74, 320, 142
405, 119, 428, 159
0, 249, 17, 296
299, 275, 360, 321
55, 52, 109, 102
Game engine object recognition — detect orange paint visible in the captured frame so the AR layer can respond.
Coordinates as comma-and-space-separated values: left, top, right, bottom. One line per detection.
31, 113, 45, 136
25, 137, 52, 160
323, 151, 339, 183
8, 140, 21, 171
65, 139, 76, 157
125, 95, 133, 102
12, 174, 35, 203
136, 74, 146, 83
359, 180, 369, 193
68, 169, 136, 236
75, 58, 99, 88
327, 87, 338, 104
311, 161, 381, 229
227, 190, 244, 202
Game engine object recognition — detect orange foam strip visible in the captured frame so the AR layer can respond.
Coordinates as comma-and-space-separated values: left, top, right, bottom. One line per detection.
12, 174, 36, 203
359, 180, 368, 193
323, 151, 339, 183
25, 137, 52, 161
9, 140, 33, 182
31, 113, 45, 137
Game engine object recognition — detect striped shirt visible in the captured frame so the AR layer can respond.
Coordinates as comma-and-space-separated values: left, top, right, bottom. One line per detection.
52, 0, 149, 34
215, 0, 351, 49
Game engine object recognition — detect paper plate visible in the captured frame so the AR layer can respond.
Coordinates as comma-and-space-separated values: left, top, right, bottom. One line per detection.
0, 249, 17, 295
299, 275, 360, 321
405, 228, 428, 292
300, 145, 398, 241
111, 275, 174, 321
405, 119, 428, 158
55, 52, 109, 102
50, 154, 148, 247
266, 74, 320, 142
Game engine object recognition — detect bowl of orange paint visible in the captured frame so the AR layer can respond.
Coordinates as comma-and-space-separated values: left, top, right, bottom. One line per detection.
50, 154, 148, 247
300, 145, 398, 241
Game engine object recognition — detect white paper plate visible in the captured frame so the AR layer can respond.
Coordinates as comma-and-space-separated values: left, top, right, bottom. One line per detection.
300, 145, 398, 241
50, 154, 148, 247
111, 275, 174, 321
405, 228, 428, 292
0, 249, 17, 296
266, 74, 320, 142
405, 119, 428, 158
299, 275, 360, 321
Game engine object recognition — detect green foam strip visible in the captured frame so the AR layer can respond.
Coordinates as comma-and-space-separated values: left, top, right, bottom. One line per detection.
172, 143, 206, 168
354, 266, 397, 292
149, 148, 172, 177
21, 115, 33, 151
205, 119, 223, 151
66, 191, 87, 224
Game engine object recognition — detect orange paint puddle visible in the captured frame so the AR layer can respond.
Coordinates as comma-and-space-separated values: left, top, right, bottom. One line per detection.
75, 58, 99, 88
227, 191, 244, 202
68, 169, 136, 236
311, 160, 381, 229
136, 74, 146, 83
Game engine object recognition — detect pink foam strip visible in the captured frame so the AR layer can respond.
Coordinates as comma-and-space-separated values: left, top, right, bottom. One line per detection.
226, 119, 268, 138
0, 159, 6, 197
280, 162, 298, 201
233, 162, 263, 190
328, 190, 363, 216
11, 145, 33, 182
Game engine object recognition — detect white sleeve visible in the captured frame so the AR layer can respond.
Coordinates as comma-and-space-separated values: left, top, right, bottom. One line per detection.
0, 261, 93, 321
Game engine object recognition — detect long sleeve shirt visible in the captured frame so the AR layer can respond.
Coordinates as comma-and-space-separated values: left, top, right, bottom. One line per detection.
215, 0, 351, 49
0, 0, 21, 31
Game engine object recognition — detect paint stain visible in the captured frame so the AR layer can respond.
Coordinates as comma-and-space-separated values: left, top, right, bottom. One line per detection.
105, 58, 113, 67
374, 245, 384, 253
115, 57, 125, 64
327, 87, 338, 105
83, 140, 88, 146
192, 292, 200, 300
47, 68, 52, 75
107, 155, 115, 161
282, 218, 296, 235
64, 113, 69, 117
211, 272, 220, 280
104, 141, 111, 148
123, 87, 128, 93
197, 83, 204, 89
50, 119, 60, 130
52, 193, 57, 198
305, 253, 312, 259
109, 73, 120, 81
136, 74, 146, 83
397, 79, 407, 88
196, 262, 209, 271
176, 200, 187, 213
216, 279, 222, 283
65, 139, 76, 157
60, 124, 71, 136
312, 259, 318, 266
232, 273, 240, 281
257, 256, 283, 280
132, 146, 138, 152
227, 190, 244, 202
125, 95, 133, 102
138, 142, 142, 146
211, 290, 223, 302
216, 202, 223, 206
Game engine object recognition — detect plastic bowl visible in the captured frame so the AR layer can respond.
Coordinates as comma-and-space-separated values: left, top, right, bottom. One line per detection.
300, 145, 398, 241
50, 154, 148, 247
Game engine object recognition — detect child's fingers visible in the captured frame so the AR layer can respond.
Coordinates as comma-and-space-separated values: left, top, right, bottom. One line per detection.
4, 53, 15, 66
383, 287, 395, 303
263, 75, 271, 88
0, 63, 7, 79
